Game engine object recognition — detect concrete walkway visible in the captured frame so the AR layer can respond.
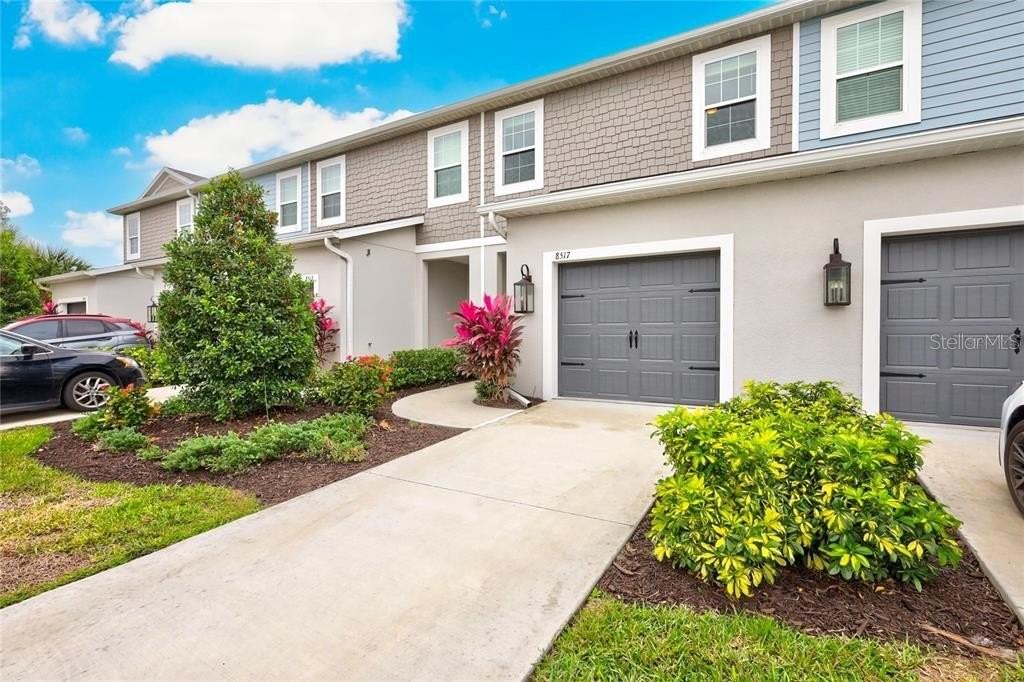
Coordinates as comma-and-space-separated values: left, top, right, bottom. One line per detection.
392, 381, 519, 428
912, 423, 1024, 625
0, 385, 180, 431
0, 399, 668, 681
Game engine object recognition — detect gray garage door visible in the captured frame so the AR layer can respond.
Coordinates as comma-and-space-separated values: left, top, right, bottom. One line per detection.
880, 227, 1024, 426
558, 252, 720, 404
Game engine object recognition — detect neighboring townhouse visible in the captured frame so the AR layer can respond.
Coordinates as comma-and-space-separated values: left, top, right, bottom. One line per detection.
41, 0, 1024, 426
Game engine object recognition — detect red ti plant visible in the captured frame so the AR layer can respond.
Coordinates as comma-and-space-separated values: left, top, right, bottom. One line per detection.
311, 297, 339, 364
40, 299, 59, 315
445, 293, 523, 401
127, 319, 155, 346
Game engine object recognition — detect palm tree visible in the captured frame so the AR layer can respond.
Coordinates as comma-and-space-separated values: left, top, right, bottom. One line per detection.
28, 244, 91, 278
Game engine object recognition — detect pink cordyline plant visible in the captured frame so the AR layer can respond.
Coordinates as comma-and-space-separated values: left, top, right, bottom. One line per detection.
445, 293, 523, 401
40, 300, 58, 315
311, 297, 339, 363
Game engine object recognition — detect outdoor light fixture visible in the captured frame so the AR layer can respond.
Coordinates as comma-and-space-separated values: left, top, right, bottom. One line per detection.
146, 299, 159, 323
514, 264, 535, 314
824, 238, 852, 307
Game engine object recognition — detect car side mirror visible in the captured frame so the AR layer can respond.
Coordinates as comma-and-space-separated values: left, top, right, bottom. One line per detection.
20, 343, 42, 358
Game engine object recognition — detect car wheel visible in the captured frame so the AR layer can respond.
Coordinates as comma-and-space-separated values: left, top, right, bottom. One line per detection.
63, 372, 115, 412
1005, 421, 1024, 517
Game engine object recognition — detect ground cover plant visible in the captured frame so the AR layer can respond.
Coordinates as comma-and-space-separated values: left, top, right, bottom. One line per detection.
0, 427, 258, 608
389, 347, 463, 389
445, 294, 522, 401
649, 381, 962, 599
71, 383, 158, 444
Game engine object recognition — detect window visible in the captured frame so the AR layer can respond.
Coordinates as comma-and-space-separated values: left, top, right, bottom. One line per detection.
820, 0, 922, 138
301, 274, 319, 297
66, 320, 106, 337
427, 121, 469, 207
0, 335, 21, 355
276, 168, 302, 234
316, 156, 345, 227
19, 320, 60, 340
176, 197, 194, 234
126, 212, 141, 259
493, 99, 543, 195
691, 34, 772, 161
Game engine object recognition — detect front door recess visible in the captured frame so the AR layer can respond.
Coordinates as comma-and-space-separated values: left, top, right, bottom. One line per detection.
557, 251, 720, 404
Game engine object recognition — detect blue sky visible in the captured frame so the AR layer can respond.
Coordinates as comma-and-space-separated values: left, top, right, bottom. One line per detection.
1, 0, 765, 267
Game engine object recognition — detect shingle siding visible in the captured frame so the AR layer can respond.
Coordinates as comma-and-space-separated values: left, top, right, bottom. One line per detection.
798, 0, 1024, 149
134, 200, 176, 261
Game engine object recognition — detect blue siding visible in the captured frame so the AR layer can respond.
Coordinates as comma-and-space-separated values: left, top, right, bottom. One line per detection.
253, 164, 311, 233
799, 0, 1024, 149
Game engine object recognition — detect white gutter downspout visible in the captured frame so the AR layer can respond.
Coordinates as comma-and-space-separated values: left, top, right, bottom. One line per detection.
323, 237, 355, 357
478, 111, 487, 302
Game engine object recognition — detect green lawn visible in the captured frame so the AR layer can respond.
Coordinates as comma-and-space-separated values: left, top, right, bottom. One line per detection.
534, 591, 1021, 682
0, 426, 259, 607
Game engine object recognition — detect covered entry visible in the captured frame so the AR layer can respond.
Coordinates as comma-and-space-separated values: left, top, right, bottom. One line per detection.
557, 251, 720, 404
880, 227, 1024, 426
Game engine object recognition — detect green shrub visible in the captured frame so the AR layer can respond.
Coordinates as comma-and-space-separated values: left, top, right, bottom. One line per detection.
119, 345, 174, 387
137, 445, 165, 462
648, 381, 961, 599
313, 356, 392, 417
474, 379, 500, 401
157, 395, 200, 418
389, 348, 463, 389
161, 433, 261, 474
101, 384, 158, 429
157, 171, 316, 420
99, 427, 150, 453
71, 412, 106, 442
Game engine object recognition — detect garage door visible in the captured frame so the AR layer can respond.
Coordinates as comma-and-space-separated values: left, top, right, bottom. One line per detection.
880, 227, 1024, 426
558, 252, 720, 404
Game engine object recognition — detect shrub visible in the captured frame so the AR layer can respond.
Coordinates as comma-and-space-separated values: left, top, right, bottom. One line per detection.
445, 294, 522, 401
99, 427, 150, 453
474, 379, 501, 401
119, 345, 173, 387
137, 445, 165, 462
389, 348, 463, 389
161, 433, 261, 474
71, 412, 106, 442
311, 297, 340, 364
157, 394, 199, 418
101, 384, 158, 429
648, 381, 962, 599
157, 171, 316, 420
313, 356, 392, 417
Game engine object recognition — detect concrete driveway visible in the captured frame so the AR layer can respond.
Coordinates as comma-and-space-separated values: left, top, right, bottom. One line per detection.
0, 399, 668, 681
913, 423, 1024, 625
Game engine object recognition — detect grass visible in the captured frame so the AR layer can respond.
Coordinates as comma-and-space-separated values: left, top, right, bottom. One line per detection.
533, 591, 1022, 682
0, 426, 260, 608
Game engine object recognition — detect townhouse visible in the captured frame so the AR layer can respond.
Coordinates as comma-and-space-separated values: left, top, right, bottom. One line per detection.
40, 0, 1024, 426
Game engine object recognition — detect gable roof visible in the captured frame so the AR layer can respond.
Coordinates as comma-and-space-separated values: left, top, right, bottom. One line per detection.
138, 167, 209, 200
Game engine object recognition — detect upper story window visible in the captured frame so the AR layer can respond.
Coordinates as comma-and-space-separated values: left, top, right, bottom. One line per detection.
316, 156, 345, 228
819, 0, 922, 139
691, 34, 772, 161
427, 121, 469, 207
494, 99, 543, 196
176, 197, 194, 234
276, 168, 302, 234
126, 212, 140, 260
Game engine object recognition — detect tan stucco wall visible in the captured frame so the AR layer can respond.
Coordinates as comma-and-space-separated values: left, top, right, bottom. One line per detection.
504, 146, 1024, 399
426, 260, 469, 346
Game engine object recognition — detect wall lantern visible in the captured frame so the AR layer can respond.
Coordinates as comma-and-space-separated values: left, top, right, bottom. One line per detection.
514, 264, 535, 314
146, 299, 159, 323
824, 238, 852, 307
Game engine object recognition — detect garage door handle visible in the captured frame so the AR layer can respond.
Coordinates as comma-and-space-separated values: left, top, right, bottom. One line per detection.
1012, 327, 1021, 354
881, 278, 927, 285
880, 371, 927, 378
627, 330, 635, 348
560, 362, 585, 367
688, 287, 720, 293
688, 366, 720, 371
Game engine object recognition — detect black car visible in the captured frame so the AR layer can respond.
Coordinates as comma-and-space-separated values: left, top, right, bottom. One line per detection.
0, 330, 146, 414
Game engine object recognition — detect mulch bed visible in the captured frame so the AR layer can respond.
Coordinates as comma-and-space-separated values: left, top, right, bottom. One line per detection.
34, 385, 464, 505
600, 517, 1024, 658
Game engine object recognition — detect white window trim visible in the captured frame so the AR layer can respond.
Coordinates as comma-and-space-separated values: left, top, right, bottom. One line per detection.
541, 234, 734, 402
56, 296, 88, 314
820, 0, 922, 139
176, 197, 194, 234
691, 34, 773, 162
301, 273, 320, 296
861, 205, 1024, 414
427, 121, 470, 208
126, 212, 141, 260
493, 99, 544, 196
315, 156, 346, 228
276, 168, 303, 235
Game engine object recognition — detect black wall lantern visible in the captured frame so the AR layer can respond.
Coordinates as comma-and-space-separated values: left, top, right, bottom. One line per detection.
514, 264, 535, 314
824, 238, 852, 306
146, 299, 159, 323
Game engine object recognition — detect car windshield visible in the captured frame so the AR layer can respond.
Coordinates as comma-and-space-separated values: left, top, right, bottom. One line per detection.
0, 335, 21, 355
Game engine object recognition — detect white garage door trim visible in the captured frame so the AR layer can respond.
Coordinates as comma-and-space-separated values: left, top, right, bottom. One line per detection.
862, 205, 1024, 414
542, 234, 734, 402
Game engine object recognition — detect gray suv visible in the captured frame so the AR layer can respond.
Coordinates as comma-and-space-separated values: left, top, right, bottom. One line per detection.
3, 314, 150, 352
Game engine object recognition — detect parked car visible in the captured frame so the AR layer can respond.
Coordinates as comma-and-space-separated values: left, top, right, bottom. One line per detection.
0, 330, 145, 414
1000, 382, 1024, 516
3, 314, 150, 351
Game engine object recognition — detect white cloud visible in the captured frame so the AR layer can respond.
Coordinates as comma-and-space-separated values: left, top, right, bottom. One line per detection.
1, 191, 35, 218
110, 0, 407, 71
60, 210, 122, 249
1, 154, 42, 179
111, 146, 132, 156
14, 0, 104, 49
64, 126, 89, 143
140, 98, 414, 176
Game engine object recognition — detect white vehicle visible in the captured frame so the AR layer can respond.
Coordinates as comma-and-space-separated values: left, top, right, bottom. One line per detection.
1000, 382, 1024, 516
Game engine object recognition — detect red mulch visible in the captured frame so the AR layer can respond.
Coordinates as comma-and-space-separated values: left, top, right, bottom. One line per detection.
34, 385, 464, 505
599, 517, 1024, 657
